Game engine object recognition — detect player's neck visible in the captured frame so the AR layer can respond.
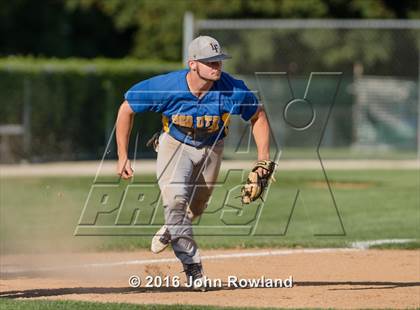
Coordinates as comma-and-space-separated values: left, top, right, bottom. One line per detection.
186, 71, 214, 98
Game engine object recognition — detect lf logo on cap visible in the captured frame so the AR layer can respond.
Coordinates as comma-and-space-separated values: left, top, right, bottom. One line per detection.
210, 43, 219, 53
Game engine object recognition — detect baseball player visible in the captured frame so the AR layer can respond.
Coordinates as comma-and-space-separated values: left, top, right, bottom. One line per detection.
116, 36, 274, 290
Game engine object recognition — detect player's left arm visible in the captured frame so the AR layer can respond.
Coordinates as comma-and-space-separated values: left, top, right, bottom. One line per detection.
250, 106, 270, 161
239, 106, 274, 203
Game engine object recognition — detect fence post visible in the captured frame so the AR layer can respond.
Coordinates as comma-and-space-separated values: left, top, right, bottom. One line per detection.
352, 62, 364, 149
417, 50, 420, 159
183, 11, 194, 67
104, 80, 115, 157
23, 78, 31, 160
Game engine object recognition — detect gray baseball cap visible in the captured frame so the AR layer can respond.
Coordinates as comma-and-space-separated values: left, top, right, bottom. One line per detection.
188, 36, 231, 62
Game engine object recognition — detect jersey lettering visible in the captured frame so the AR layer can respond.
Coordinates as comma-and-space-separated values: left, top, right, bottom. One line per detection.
196, 115, 220, 132
170, 114, 221, 132
171, 115, 193, 127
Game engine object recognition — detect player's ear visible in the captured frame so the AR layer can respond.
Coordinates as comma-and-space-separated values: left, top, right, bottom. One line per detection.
188, 60, 197, 71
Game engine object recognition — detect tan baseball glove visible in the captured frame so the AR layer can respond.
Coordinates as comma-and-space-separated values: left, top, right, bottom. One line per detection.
241, 160, 276, 204
146, 131, 161, 152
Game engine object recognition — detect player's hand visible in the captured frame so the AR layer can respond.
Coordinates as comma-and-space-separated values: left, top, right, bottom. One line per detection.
255, 166, 269, 178
240, 160, 276, 204
117, 158, 134, 179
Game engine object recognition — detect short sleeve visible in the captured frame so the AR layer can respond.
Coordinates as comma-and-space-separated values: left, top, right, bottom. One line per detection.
124, 81, 165, 113
220, 76, 261, 121
240, 91, 260, 121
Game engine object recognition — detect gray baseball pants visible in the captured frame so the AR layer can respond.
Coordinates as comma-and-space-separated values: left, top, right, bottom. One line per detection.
156, 132, 223, 265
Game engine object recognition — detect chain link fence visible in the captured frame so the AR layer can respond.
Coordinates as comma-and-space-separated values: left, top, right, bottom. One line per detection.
187, 16, 420, 159
0, 19, 418, 163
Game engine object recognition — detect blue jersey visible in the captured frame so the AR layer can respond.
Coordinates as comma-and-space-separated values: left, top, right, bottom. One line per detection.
124, 69, 259, 147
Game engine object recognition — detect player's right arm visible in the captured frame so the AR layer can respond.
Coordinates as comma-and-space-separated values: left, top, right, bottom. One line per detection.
116, 100, 135, 179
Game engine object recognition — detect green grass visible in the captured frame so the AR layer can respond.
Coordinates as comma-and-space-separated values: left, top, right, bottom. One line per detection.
0, 299, 286, 310
1, 169, 419, 254
370, 241, 420, 250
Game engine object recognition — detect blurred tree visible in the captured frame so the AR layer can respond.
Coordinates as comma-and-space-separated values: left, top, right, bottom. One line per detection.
0, 0, 418, 64
0, 0, 135, 58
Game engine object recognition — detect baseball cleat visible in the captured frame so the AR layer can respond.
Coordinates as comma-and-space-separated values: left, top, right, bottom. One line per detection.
151, 225, 171, 254
183, 262, 207, 292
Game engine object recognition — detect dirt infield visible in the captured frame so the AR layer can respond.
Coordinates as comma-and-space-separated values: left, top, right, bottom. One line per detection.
1, 248, 419, 309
